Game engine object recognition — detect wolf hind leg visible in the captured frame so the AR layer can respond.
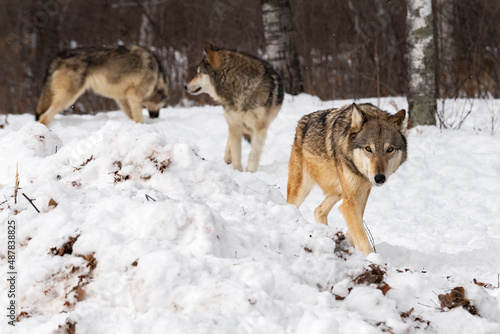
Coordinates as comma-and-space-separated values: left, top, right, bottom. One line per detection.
38, 71, 86, 126
314, 193, 342, 225
246, 126, 268, 173
36, 83, 53, 121
117, 98, 132, 119
224, 136, 232, 165
38, 87, 85, 126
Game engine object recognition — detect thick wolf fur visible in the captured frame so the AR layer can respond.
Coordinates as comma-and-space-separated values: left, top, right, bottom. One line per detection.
36, 45, 168, 125
185, 45, 284, 172
287, 103, 407, 255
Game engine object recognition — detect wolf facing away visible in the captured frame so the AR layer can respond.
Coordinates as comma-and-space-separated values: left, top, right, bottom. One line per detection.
36, 45, 168, 126
287, 103, 407, 255
185, 45, 284, 172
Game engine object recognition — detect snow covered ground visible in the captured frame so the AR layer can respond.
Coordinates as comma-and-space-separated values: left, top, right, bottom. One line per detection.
1, 94, 499, 333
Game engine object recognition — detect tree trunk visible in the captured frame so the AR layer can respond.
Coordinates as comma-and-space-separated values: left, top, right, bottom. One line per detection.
138, 1, 154, 48
434, 0, 455, 97
261, 0, 303, 95
32, 1, 67, 114
406, 0, 437, 127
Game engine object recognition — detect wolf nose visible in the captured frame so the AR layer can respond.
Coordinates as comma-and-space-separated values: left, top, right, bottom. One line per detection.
374, 174, 386, 185
184, 85, 188, 91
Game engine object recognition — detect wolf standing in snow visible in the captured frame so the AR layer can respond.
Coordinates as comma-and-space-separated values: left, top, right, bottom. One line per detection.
185, 45, 284, 172
36, 45, 168, 126
287, 103, 407, 255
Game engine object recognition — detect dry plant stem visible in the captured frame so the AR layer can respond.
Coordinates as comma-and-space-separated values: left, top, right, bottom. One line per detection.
14, 162, 19, 204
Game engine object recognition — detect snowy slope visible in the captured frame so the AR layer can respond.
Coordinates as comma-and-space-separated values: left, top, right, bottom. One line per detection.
1, 95, 499, 334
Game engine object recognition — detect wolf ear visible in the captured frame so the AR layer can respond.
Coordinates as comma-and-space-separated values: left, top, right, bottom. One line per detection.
204, 46, 221, 71
207, 43, 221, 51
350, 103, 366, 132
390, 109, 406, 129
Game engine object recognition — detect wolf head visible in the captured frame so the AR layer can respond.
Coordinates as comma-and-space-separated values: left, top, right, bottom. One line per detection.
349, 104, 407, 186
184, 45, 222, 102
144, 73, 168, 118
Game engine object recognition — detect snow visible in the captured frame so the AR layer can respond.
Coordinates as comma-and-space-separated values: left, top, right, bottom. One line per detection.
1, 94, 500, 333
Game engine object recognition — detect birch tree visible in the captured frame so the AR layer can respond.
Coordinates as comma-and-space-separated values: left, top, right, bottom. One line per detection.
261, 0, 303, 95
406, 0, 437, 126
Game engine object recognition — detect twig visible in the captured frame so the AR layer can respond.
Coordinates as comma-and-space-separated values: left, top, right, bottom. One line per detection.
145, 194, 156, 202
436, 99, 448, 130
417, 302, 434, 309
14, 162, 19, 204
364, 220, 376, 253
456, 98, 474, 129
22, 193, 40, 213
0, 195, 9, 208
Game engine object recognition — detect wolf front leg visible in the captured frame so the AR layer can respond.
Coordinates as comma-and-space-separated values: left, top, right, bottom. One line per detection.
314, 193, 342, 225
338, 173, 374, 255
125, 89, 144, 124
339, 197, 373, 255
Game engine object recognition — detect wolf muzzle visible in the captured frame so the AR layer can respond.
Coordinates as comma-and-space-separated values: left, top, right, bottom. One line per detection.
148, 110, 160, 118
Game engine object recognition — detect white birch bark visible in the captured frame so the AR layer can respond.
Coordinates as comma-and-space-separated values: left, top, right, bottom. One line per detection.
261, 0, 303, 95
407, 0, 437, 126
139, 2, 153, 47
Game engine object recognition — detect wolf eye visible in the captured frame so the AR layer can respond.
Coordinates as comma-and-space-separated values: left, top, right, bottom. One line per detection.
365, 146, 372, 152
387, 147, 394, 153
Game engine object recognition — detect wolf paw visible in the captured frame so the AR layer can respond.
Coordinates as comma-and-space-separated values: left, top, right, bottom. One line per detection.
39, 114, 50, 126
224, 147, 232, 164
313, 207, 329, 225
246, 165, 257, 173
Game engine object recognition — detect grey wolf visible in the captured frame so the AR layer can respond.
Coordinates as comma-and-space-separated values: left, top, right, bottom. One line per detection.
35, 45, 168, 125
287, 103, 407, 255
185, 45, 283, 172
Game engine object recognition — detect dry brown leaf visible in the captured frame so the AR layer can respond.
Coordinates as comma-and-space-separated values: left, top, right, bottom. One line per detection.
51, 235, 80, 256
48, 198, 58, 207
438, 286, 478, 315
75, 288, 86, 302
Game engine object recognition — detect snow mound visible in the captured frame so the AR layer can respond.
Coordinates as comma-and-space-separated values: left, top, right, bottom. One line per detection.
1, 110, 499, 333
0, 123, 62, 179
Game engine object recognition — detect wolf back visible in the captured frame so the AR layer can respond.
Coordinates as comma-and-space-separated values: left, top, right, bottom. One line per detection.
200, 49, 284, 112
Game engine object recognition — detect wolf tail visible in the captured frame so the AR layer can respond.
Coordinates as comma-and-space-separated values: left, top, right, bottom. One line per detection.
270, 71, 284, 107
286, 114, 309, 203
